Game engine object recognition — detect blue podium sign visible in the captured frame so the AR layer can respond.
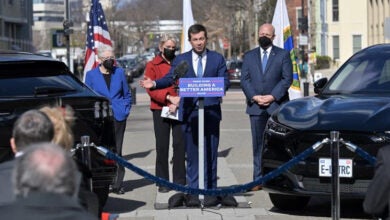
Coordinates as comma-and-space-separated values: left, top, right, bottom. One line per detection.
178, 77, 225, 97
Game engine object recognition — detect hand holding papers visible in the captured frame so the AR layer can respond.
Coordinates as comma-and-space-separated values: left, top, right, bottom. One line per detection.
161, 106, 179, 120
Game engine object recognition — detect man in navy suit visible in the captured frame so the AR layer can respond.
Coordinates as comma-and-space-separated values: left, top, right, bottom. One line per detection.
140, 24, 230, 207
240, 23, 293, 191
85, 45, 132, 194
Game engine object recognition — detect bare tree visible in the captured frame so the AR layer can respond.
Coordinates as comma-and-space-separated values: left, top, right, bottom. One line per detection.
108, 0, 276, 57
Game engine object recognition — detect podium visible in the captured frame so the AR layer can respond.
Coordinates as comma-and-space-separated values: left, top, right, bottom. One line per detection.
179, 77, 225, 200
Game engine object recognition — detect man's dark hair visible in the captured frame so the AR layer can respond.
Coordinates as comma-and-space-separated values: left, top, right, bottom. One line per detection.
188, 24, 208, 40
12, 110, 54, 151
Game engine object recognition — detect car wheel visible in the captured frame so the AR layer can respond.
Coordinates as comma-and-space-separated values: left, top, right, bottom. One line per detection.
269, 193, 310, 211
93, 185, 109, 208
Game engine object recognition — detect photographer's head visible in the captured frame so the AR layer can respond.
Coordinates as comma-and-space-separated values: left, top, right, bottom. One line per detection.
13, 142, 79, 198
39, 105, 75, 151
10, 110, 54, 154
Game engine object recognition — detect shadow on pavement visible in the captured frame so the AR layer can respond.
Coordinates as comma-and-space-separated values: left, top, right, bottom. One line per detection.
103, 197, 146, 213
218, 147, 232, 158
122, 149, 153, 161
123, 178, 154, 191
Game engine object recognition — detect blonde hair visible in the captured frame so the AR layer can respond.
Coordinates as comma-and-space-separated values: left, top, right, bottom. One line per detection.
39, 105, 75, 150
159, 33, 177, 48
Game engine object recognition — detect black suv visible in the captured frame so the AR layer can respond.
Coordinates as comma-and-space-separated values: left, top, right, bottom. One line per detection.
0, 51, 117, 206
262, 44, 390, 211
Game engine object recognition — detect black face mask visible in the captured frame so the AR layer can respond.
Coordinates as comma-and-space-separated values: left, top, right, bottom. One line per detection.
258, 36, 273, 49
163, 48, 176, 61
102, 59, 115, 72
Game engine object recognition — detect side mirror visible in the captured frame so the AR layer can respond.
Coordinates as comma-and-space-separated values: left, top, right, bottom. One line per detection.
313, 78, 328, 94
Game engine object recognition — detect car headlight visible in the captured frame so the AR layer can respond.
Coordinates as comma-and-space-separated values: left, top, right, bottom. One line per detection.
266, 117, 294, 137
101, 101, 109, 118
94, 101, 101, 119
94, 101, 112, 119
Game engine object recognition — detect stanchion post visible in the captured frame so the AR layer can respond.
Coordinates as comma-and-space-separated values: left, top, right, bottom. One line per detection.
198, 98, 205, 202
303, 81, 309, 96
330, 131, 340, 220
80, 135, 93, 191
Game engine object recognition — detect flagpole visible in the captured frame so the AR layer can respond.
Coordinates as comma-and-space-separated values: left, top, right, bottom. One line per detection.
272, 0, 303, 99
64, 0, 70, 68
181, 0, 194, 53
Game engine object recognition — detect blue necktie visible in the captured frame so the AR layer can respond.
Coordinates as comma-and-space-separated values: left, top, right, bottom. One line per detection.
262, 50, 268, 72
197, 55, 203, 78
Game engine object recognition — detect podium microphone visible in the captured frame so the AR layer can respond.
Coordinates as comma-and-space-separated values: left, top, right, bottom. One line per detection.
173, 61, 189, 80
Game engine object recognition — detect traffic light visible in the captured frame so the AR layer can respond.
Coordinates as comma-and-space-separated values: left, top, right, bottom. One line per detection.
298, 16, 308, 31
63, 19, 74, 35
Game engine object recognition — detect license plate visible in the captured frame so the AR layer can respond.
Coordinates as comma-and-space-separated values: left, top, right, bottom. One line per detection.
318, 158, 353, 178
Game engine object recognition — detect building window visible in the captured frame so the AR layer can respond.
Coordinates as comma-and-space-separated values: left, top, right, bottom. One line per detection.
333, 36, 340, 60
332, 0, 339, 21
352, 35, 362, 54
296, 8, 303, 30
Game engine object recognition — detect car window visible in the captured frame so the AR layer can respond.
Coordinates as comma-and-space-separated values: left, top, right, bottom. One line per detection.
228, 61, 242, 69
379, 60, 390, 84
326, 55, 390, 94
0, 74, 83, 97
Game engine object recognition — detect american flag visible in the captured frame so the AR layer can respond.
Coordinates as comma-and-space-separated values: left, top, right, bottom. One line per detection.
83, 0, 112, 81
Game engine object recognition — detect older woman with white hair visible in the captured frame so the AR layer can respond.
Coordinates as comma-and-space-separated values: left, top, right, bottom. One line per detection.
85, 45, 132, 195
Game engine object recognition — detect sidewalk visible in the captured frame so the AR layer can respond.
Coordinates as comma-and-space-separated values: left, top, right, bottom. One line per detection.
105, 67, 341, 220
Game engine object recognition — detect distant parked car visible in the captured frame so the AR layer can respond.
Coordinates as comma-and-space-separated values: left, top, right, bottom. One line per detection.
116, 58, 134, 83
142, 52, 155, 62
118, 54, 145, 78
261, 44, 390, 211
226, 59, 242, 84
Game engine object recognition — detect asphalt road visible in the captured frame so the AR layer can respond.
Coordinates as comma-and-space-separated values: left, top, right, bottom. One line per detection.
102, 71, 371, 219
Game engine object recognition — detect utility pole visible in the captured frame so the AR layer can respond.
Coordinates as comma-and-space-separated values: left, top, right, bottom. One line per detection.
300, 0, 306, 61
299, 0, 310, 96
63, 0, 73, 68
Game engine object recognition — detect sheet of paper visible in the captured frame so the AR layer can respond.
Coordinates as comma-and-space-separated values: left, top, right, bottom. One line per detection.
160, 106, 179, 120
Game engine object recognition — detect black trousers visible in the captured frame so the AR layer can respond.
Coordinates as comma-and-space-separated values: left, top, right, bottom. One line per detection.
152, 110, 186, 185
112, 119, 126, 189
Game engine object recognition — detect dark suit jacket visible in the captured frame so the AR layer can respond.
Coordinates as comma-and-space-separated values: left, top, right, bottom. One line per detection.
85, 66, 132, 121
0, 159, 15, 204
240, 46, 293, 115
155, 49, 230, 121
0, 192, 97, 220
363, 145, 390, 219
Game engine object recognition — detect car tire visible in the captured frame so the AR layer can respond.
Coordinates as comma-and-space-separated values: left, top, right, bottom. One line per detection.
93, 185, 109, 208
269, 193, 310, 211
